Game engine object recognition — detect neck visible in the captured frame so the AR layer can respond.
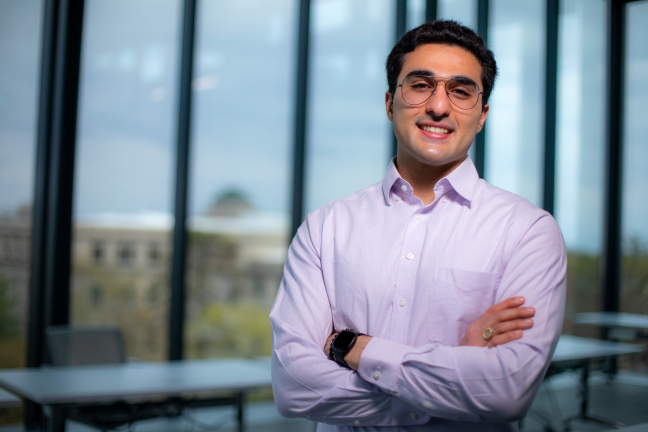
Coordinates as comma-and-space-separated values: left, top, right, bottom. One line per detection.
395, 153, 465, 205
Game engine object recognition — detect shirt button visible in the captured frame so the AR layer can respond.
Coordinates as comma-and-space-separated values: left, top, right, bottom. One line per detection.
442, 198, 448, 203
410, 412, 418, 420
401, 185, 407, 191
373, 371, 381, 380
354, 419, 361, 425
395, 196, 401, 202
406, 253, 414, 260
416, 214, 422, 221
424, 401, 432, 409
399, 298, 406, 307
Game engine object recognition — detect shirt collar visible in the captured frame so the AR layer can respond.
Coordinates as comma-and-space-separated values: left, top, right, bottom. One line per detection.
382, 156, 479, 206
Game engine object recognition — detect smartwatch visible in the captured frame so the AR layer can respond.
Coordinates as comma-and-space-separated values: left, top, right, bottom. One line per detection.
331, 329, 364, 368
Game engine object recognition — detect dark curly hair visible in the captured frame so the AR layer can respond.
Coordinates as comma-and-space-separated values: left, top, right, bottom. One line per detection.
386, 20, 497, 109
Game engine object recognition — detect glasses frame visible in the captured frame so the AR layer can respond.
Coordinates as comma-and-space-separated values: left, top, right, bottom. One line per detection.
396, 75, 483, 110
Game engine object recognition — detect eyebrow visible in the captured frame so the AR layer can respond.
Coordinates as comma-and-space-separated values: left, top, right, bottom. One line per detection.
403, 69, 479, 87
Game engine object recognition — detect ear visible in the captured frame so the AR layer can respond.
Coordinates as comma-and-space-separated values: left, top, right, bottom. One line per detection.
385, 91, 394, 122
476, 103, 489, 133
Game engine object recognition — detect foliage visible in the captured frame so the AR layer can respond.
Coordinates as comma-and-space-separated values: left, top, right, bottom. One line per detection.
621, 237, 648, 315
186, 301, 272, 359
0, 273, 19, 339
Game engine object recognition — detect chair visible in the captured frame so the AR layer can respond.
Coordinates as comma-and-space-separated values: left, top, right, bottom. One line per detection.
46, 326, 125, 366
45, 326, 177, 431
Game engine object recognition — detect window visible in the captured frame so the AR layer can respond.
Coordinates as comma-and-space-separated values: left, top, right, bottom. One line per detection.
0, 1, 43, 378
621, 0, 648, 317
554, 0, 606, 334
184, 0, 296, 360
485, 0, 545, 206
305, 0, 395, 213
117, 242, 136, 268
70, 0, 181, 361
92, 240, 105, 265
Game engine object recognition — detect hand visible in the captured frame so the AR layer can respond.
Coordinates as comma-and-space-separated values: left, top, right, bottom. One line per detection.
459, 296, 535, 348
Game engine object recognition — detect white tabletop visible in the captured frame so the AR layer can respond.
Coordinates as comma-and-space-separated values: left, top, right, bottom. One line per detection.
0, 358, 271, 405
574, 312, 648, 330
551, 335, 645, 365
0, 387, 21, 407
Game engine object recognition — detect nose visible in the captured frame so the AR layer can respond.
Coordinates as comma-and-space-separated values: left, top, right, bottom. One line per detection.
424, 81, 452, 117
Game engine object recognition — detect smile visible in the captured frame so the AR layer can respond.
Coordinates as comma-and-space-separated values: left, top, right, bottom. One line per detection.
419, 125, 451, 134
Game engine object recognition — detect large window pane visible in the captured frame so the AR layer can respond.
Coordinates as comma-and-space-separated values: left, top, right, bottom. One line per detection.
305, 0, 394, 213
554, 0, 606, 334
621, 0, 648, 317
71, 0, 181, 361
0, 0, 42, 366
185, 0, 295, 360
438, 0, 477, 29
0, 0, 42, 424
485, 0, 544, 206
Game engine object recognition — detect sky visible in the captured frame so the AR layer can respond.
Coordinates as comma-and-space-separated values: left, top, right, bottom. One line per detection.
1, 0, 647, 254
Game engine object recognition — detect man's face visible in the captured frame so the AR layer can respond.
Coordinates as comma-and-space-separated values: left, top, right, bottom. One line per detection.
386, 43, 488, 172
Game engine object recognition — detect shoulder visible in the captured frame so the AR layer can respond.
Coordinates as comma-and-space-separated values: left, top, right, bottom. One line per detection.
473, 180, 564, 255
298, 181, 384, 247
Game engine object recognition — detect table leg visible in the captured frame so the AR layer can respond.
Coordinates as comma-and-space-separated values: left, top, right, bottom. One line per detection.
564, 363, 625, 431
236, 392, 245, 432
46, 406, 66, 432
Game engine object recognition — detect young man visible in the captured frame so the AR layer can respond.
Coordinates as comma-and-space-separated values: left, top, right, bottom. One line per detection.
270, 20, 566, 431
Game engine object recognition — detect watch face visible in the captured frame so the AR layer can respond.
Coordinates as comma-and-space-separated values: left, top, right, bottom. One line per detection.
333, 330, 356, 350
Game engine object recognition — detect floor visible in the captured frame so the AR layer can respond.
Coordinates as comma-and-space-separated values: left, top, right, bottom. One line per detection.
1, 371, 647, 432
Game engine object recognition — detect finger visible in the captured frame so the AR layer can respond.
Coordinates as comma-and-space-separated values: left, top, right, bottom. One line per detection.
487, 296, 525, 314
492, 319, 533, 335
491, 307, 535, 324
487, 329, 523, 348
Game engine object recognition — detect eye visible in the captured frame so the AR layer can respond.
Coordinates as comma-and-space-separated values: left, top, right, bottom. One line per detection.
407, 78, 433, 92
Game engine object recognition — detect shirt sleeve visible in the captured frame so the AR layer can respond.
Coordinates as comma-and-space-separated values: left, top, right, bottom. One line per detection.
356, 213, 567, 423
271, 210, 421, 426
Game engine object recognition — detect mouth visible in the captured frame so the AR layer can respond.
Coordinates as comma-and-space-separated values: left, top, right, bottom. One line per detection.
418, 124, 452, 135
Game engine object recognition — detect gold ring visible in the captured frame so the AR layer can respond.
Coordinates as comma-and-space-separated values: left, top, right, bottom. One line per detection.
483, 327, 494, 341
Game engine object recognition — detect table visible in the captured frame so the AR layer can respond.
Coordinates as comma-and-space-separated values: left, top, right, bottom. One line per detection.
0, 358, 272, 432
545, 335, 645, 431
0, 388, 20, 408
574, 312, 648, 339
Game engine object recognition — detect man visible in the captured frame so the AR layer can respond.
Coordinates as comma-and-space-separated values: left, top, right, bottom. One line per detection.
270, 20, 566, 431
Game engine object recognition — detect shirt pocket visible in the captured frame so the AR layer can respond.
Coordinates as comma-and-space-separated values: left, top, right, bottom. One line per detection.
428, 267, 500, 344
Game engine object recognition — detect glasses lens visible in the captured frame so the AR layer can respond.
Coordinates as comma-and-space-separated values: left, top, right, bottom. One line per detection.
401, 76, 479, 109
445, 79, 479, 109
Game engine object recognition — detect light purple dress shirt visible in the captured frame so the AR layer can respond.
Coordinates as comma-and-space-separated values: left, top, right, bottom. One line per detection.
270, 157, 566, 431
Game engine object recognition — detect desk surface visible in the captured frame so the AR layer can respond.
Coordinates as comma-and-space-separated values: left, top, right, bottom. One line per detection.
0, 358, 271, 405
551, 335, 645, 365
0, 387, 21, 407
574, 312, 648, 330
0, 338, 643, 407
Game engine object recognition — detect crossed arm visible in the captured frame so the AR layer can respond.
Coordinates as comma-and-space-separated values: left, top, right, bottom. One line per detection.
326, 296, 537, 371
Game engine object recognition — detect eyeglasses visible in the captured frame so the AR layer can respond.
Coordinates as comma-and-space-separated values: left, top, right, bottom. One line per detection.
397, 75, 482, 110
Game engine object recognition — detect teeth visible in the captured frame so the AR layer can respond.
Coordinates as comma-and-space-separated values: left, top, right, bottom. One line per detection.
420, 125, 450, 134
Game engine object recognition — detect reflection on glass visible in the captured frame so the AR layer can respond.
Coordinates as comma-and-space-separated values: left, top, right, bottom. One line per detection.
305, 0, 394, 213
185, 0, 295, 360
554, 0, 606, 335
621, 1, 648, 317
71, 0, 181, 361
485, 0, 544, 206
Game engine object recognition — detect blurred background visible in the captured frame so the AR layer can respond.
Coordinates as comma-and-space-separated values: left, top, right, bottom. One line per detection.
0, 0, 647, 430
